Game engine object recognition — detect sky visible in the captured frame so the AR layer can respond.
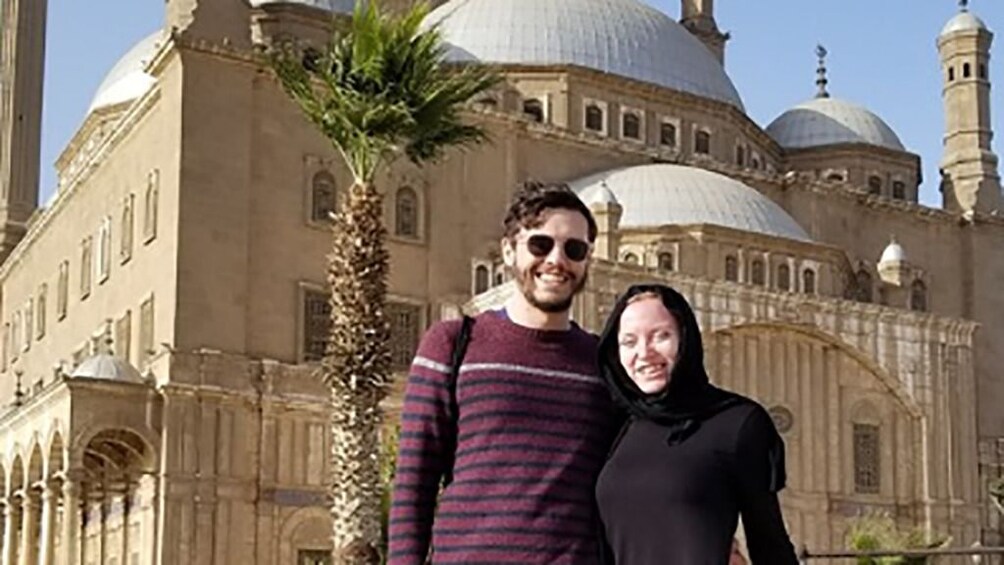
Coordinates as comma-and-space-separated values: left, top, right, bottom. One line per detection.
38, 0, 1004, 207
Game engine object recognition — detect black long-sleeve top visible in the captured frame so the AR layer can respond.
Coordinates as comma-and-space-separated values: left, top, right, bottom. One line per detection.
595, 401, 798, 565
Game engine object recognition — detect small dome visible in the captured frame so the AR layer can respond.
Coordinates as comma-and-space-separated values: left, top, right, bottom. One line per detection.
941, 11, 988, 36
88, 32, 162, 115
70, 354, 146, 384
766, 97, 904, 151
879, 239, 907, 264
424, 0, 745, 110
568, 164, 811, 241
248, 0, 353, 11
581, 181, 620, 207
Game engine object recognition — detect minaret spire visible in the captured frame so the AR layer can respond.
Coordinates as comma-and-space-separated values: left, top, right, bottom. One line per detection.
815, 44, 830, 98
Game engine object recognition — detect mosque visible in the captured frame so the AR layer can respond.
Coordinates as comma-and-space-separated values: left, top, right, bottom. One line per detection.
0, 0, 1002, 562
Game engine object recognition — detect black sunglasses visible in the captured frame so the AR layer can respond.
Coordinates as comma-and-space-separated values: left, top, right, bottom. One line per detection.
523, 234, 591, 262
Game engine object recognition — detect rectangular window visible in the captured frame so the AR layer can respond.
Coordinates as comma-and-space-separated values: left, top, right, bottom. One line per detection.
853, 423, 880, 494
80, 237, 93, 299
115, 310, 132, 362
11, 312, 21, 362
139, 295, 155, 367
36, 284, 47, 340
388, 301, 422, 369
694, 130, 711, 154
303, 288, 331, 363
144, 169, 159, 243
121, 193, 135, 263
98, 216, 112, 283
660, 121, 678, 148
2, 322, 9, 371
57, 260, 69, 320
23, 299, 32, 352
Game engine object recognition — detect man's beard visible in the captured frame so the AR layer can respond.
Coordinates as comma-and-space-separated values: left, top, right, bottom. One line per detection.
514, 265, 588, 313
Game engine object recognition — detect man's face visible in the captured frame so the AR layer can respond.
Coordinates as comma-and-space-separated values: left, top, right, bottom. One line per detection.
502, 208, 592, 313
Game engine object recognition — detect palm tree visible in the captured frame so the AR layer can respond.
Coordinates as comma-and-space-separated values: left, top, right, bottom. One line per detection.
270, 1, 498, 562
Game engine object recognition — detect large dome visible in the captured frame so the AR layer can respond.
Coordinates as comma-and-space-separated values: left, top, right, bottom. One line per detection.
88, 32, 162, 115
248, 0, 353, 11
765, 97, 904, 151
424, 0, 745, 110
569, 164, 811, 241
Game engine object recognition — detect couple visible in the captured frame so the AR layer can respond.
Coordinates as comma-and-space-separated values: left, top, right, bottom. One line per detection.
388, 182, 798, 564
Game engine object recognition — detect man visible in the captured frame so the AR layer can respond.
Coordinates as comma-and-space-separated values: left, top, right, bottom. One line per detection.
388, 181, 618, 564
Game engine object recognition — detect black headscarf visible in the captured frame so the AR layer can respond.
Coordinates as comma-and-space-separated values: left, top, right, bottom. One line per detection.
598, 284, 787, 492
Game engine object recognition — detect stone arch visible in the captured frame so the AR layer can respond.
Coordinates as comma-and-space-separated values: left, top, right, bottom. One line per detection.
0, 461, 6, 498
707, 322, 921, 418
45, 429, 66, 478
705, 322, 923, 550
70, 425, 159, 475
278, 507, 331, 563
26, 440, 44, 487
8, 453, 24, 496
850, 399, 882, 424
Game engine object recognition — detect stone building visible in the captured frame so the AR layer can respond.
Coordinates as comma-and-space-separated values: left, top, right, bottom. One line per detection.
0, 0, 1002, 563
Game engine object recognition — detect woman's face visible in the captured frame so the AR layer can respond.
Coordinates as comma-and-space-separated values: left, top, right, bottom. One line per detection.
617, 296, 681, 394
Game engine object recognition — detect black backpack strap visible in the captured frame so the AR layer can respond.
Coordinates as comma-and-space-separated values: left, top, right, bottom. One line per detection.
442, 315, 474, 486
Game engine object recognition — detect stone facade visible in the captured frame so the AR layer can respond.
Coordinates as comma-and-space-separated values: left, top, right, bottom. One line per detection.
0, 0, 1001, 563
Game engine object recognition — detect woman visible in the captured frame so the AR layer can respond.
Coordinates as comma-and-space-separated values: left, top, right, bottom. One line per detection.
595, 284, 798, 564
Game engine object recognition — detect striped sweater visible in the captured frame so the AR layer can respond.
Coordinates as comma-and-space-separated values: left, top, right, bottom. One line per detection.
388, 311, 618, 564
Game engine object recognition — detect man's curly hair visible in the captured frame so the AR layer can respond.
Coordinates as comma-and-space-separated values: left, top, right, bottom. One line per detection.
501, 180, 598, 242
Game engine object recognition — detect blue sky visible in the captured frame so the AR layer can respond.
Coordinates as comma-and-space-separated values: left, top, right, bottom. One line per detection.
40, 1, 1004, 206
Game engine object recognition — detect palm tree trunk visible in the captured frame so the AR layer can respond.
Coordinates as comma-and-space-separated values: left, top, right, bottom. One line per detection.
325, 181, 391, 564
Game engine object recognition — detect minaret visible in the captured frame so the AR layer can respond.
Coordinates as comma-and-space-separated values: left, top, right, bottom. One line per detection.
0, 0, 47, 261
938, 0, 1002, 214
680, 0, 729, 64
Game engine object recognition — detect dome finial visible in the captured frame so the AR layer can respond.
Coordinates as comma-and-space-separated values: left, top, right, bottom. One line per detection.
815, 44, 830, 99
959, 0, 969, 12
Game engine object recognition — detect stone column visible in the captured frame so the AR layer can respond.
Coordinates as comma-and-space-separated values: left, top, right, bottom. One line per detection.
17, 490, 38, 565
61, 476, 81, 565
1, 497, 19, 565
36, 482, 57, 565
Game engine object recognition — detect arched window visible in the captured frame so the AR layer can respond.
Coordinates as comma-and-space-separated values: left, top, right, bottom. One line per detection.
694, 130, 711, 154
948, 66, 955, 82
622, 112, 641, 140
494, 272, 504, 286
777, 264, 791, 291
585, 104, 604, 132
892, 181, 906, 200
657, 252, 674, 272
311, 171, 337, 223
735, 145, 745, 166
964, 62, 972, 78
660, 122, 677, 148
474, 265, 490, 294
910, 279, 928, 312
853, 423, 881, 494
826, 173, 845, 182
523, 99, 544, 123
802, 268, 816, 294
751, 259, 766, 286
725, 256, 739, 282
395, 186, 419, 238
855, 269, 873, 303
622, 252, 640, 265
752, 157, 761, 170
979, 64, 987, 79
867, 175, 882, 195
